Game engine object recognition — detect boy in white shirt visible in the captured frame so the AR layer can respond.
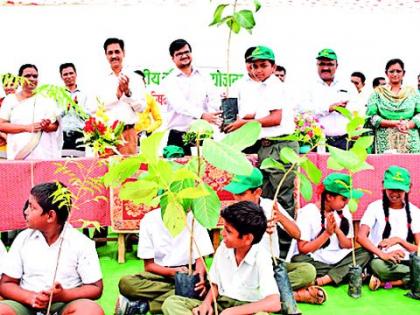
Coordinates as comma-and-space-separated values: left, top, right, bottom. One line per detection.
358, 166, 420, 291
161, 201, 281, 315
0, 182, 103, 315
117, 208, 214, 314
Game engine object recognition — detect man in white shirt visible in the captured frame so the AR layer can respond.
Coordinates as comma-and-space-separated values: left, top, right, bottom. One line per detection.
349, 71, 371, 116
59, 63, 89, 157
163, 39, 221, 155
299, 48, 358, 150
96, 37, 146, 155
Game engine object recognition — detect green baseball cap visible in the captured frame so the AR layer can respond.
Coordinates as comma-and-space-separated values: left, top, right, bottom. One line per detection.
316, 48, 337, 60
224, 168, 263, 194
323, 173, 363, 199
163, 145, 185, 158
383, 165, 411, 192
251, 46, 275, 62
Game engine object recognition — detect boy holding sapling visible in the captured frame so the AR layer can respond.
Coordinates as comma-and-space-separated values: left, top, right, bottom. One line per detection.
0, 182, 104, 315
224, 168, 327, 304
162, 201, 281, 315
117, 208, 214, 314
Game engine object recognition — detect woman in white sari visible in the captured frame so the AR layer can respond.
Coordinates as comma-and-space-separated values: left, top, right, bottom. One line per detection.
0, 64, 62, 160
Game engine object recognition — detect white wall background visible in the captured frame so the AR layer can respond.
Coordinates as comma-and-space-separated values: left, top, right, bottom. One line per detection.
0, 1, 419, 94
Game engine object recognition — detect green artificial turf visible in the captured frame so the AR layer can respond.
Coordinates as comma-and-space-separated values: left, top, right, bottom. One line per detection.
97, 241, 419, 315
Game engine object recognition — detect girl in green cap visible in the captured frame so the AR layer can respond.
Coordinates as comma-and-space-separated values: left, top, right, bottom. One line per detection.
290, 173, 371, 286
357, 165, 420, 291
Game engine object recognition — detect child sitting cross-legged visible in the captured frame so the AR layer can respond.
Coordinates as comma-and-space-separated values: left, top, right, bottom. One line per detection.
224, 167, 327, 305
291, 173, 371, 286
162, 201, 281, 315
357, 166, 420, 291
116, 207, 214, 314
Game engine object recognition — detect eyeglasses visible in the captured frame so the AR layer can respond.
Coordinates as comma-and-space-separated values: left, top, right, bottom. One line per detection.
388, 70, 403, 74
317, 62, 336, 67
174, 50, 191, 58
23, 74, 38, 79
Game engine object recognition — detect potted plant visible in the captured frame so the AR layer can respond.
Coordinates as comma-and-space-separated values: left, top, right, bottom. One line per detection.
293, 112, 324, 154
209, 0, 261, 128
182, 120, 214, 156
103, 121, 261, 300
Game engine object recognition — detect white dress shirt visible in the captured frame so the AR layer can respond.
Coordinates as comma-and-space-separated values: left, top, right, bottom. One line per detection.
162, 67, 220, 132
299, 78, 358, 136
208, 242, 279, 302
93, 67, 146, 125
137, 209, 214, 267
2, 224, 102, 292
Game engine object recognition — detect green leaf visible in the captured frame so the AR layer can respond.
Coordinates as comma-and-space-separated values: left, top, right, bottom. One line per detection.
346, 116, 365, 136
280, 147, 300, 164
177, 186, 209, 200
254, 0, 262, 12
119, 180, 159, 205
328, 146, 364, 172
301, 159, 322, 184
186, 157, 206, 178
202, 139, 253, 176
148, 159, 175, 188
296, 172, 313, 201
140, 131, 165, 164
352, 136, 374, 150
348, 198, 359, 213
351, 160, 375, 173
349, 128, 371, 137
103, 156, 143, 188
335, 106, 352, 120
187, 119, 214, 136
234, 10, 256, 30
227, 17, 241, 33
162, 200, 187, 237
221, 121, 261, 151
260, 157, 285, 171
173, 168, 199, 182
327, 156, 344, 171
191, 184, 221, 229
209, 4, 229, 26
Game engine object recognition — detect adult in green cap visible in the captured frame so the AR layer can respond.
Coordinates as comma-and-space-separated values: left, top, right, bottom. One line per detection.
225, 168, 327, 304
292, 172, 371, 287
358, 165, 420, 292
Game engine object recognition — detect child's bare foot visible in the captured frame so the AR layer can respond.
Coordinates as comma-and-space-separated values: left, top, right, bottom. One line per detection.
316, 275, 333, 286
294, 286, 327, 304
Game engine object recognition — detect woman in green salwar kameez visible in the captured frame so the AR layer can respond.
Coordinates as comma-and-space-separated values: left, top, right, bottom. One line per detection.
366, 58, 420, 153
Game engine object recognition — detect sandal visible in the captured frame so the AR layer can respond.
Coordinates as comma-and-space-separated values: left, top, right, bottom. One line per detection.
369, 275, 381, 291
294, 286, 327, 304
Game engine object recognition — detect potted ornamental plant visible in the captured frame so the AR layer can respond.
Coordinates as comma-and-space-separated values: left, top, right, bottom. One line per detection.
209, 0, 261, 129
104, 121, 261, 301
293, 112, 324, 153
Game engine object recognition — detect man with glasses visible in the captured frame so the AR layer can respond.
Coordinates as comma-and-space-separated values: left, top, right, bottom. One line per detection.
349, 71, 370, 116
162, 38, 221, 155
299, 48, 357, 150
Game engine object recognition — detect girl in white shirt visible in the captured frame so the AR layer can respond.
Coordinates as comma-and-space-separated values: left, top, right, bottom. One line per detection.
358, 166, 420, 291
292, 173, 371, 286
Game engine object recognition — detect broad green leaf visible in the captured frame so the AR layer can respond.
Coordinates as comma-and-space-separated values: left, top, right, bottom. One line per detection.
328, 146, 364, 172
162, 200, 187, 237
234, 10, 255, 30
301, 159, 322, 184
209, 4, 229, 26
119, 180, 159, 204
353, 136, 374, 150
103, 156, 143, 188
327, 156, 344, 171
348, 128, 371, 137
347, 116, 365, 135
296, 172, 313, 201
140, 131, 165, 164
202, 139, 253, 176
254, 0, 262, 12
280, 147, 300, 164
178, 186, 209, 200
260, 157, 285, 171
348, 198, 359, 213
173, 168, 199, 182
227, 17, 241, 33
352, 160, 375, 173
221, 121, 261, 151
335, 106, 352, 120
192, 184, 221, 229
148, 159, 175, 188
170, 178, 194, 210
186, 157, 206, 178
188, 119, 214, 134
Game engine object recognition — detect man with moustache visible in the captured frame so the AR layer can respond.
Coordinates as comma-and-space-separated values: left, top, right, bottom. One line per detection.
299, 49, 357, 150
162, 39, 220, 155
96, 38, 146, 155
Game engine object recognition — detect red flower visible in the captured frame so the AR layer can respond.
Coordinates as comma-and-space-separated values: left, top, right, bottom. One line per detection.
111, 120, 119, 130
83, 118, 95, 133
96, 122, 106, 135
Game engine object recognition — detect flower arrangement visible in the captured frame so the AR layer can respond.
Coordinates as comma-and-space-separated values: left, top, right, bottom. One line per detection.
294, 112, 324, 148
81, 104, 125, 155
